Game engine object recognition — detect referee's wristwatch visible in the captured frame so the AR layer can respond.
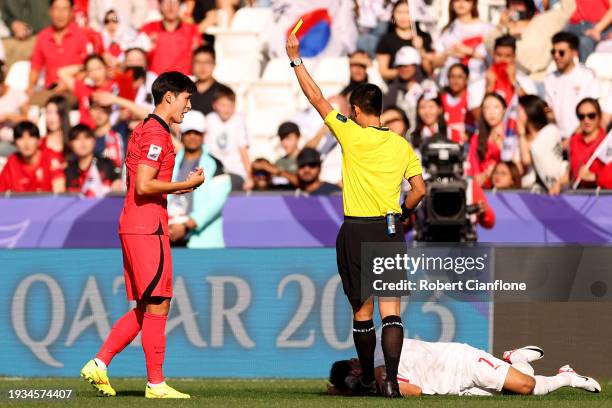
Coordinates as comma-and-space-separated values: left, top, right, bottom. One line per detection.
290, 57, 303, 68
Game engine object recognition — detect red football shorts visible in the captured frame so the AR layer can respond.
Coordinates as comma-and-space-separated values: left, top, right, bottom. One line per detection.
120, 234, 173, 301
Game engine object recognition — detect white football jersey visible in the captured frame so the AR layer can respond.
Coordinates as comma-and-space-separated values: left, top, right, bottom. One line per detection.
375, 338, 476, 395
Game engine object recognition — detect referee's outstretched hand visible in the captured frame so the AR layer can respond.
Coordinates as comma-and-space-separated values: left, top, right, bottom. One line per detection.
286, 34, 300, 60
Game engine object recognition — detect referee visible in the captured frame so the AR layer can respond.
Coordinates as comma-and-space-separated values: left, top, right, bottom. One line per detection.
286, 35, 426, 397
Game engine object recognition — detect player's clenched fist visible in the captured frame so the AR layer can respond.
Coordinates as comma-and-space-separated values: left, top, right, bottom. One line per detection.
286, 34, 300, 60
187, 167, 205, 188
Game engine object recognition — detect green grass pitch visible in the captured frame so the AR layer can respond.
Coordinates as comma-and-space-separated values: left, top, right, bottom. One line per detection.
0, 378, 610, 407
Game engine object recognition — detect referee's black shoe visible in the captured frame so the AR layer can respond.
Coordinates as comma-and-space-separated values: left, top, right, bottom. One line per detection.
381, 380, 401, 398
353, 378, 379, 397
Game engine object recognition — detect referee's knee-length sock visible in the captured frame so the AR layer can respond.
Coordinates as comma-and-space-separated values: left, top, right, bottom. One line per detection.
353, 319, 376, 383
381, 315, 404, 383
142, 312, 168, 384
95, 308, 144, 367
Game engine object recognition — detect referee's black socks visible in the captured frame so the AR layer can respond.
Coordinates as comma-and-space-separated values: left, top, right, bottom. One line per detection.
381, 315, 404, 383
352, 319, 376, 383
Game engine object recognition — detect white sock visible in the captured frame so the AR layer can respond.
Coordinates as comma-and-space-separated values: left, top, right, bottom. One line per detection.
532, 375, 571, 395
147, 381, 166, 388
94, 358, 107, 370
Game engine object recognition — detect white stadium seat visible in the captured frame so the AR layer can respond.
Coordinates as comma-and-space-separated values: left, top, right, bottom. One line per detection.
246, 82, 298, 156
214, 31, 265, 63
214, 56, 262, 84
313, 57, 350, 85
5, 61, 30, 92
586, 52, 612, 81
230, 7, 274, 34
262, 58, 300, 83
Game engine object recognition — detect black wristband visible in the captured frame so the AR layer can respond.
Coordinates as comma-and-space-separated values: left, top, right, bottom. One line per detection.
400, 204, 412, 221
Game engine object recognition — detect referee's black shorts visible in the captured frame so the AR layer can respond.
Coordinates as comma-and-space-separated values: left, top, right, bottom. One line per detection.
336, 215, 405, 301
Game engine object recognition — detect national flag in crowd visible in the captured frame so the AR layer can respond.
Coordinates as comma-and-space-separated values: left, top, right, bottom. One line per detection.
572, 130, 612, 189
503, 93, 520, 139
267, 0, 357, 59
591, 130, 612, 166
82, 159, 110, 198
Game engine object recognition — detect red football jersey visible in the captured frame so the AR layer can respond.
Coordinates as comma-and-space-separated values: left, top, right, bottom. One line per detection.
118, 114, 176, 235
0, 147, 64, 192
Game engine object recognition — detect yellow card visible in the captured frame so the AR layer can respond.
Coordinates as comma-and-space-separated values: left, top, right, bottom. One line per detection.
291, 19, 303, 35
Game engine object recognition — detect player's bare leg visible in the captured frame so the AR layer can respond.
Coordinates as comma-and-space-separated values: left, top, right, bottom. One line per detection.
349, 297, 378, 396
378, 297, 403, 398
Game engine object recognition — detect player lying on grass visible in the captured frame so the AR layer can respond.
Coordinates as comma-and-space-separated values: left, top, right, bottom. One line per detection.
328, 338, 601, 397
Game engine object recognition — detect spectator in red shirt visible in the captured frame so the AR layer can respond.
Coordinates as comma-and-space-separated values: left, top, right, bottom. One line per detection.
58, 54, 118, 129
468, 93, 507, 187
567, 0, 612, 61
29, 0, 94, 100
65, 124, 122, 197
569, 98, 611, 188
40, 95, 72, 156
139, 0, 202, 75
0, 121, 65, 193
441, 63, 477, 145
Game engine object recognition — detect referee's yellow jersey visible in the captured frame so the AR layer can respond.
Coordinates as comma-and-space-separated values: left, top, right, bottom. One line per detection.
324, 109, 422, 217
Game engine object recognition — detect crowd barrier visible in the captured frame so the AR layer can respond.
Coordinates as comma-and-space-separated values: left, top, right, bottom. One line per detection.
1, 192, 611, 248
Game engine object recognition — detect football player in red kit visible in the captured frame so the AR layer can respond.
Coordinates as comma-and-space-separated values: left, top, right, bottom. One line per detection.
80, 71, 204, 399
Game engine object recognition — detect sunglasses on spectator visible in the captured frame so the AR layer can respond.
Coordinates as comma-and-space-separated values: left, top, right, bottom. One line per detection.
105, 16, 119, 24
578, 112, 598, 120
550, 49, 566, 57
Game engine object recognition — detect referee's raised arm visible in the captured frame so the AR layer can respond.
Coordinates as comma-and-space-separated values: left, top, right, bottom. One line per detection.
285, 34, 333, 119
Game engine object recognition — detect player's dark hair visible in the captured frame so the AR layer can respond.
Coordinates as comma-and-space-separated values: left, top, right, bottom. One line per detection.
494, 35, 516, 52
477, 93, 507, 161
13, 121, 41, 140
50, 0, 74, 6
552, 31, 580, 51
69, 124, 95, 141
152, 71, 196, 106
329, 360, 352, 390
349, 83, 383, 116
575, 97, 602, 118
213, 84, 236, 103
84, 54, 107, 69
519, 94, 551, 132
193, 44, 216, 62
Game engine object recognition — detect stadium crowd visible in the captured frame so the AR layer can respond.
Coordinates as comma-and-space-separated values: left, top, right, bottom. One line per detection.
0, 0, 611, 200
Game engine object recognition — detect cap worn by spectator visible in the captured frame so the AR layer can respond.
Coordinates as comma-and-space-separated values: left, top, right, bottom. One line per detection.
394, 46, 421, 67
180, 110, 207, 134
297, 148, 322, 168
278, 121, 300, 139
